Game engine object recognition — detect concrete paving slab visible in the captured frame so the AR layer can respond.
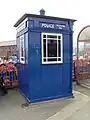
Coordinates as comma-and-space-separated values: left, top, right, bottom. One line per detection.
65, 100, 90, 120
73, 82, 90, 96
46, 90, 90, 120
0, 89, 72, 120
0, 86, 90, 120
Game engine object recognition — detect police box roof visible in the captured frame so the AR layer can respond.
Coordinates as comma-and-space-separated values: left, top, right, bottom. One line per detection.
14, 13, 76, 27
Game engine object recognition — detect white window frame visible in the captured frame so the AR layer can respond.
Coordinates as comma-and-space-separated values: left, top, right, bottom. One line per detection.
41, 33, 63, 64
20, 35, 25, 64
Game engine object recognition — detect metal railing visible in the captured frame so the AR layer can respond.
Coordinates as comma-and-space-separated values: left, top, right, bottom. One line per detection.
0, 62, 18, 88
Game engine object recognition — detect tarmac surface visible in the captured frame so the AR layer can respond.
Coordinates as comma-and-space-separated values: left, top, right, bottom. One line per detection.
0, 83, 90, 120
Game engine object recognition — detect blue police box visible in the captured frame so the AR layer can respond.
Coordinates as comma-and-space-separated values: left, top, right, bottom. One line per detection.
14, 9, 76, 103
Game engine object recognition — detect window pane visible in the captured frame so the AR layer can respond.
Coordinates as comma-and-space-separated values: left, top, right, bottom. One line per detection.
44, 58, 46, 62
47, 58, 57, 61
43, 39, 46, 57
58, 58, 61, 61
58, 40, 61, 57
20, 35, 25, 64
20, 39, 24, 57
21, 47, 24, 57
58, 36, 61, 39
43, 35, 46, 38
47, 35, 57, 39
47, 40, 57, 57
21, 58, 24, 61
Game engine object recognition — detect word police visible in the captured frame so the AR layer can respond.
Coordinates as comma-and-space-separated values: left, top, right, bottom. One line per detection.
41, 23, 54, 28
41, 23, 65, 29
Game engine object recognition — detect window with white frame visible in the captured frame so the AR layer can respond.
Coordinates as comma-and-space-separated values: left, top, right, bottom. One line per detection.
20, 35, 25, 64
42, 33, 63, 64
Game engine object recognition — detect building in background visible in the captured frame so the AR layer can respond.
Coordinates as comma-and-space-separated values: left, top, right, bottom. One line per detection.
0, 40, 17, 58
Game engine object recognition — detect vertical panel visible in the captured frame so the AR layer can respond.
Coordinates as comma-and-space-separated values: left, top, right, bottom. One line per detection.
63, 34, 71, 63
29, 32, 41, 101
62, 34, 72, 94
69, 33, 73, 92
17, 32, 30, 99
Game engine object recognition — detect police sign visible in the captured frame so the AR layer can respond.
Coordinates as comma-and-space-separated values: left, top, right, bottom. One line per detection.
41, 23, 55, 29
40, 23, 66, 29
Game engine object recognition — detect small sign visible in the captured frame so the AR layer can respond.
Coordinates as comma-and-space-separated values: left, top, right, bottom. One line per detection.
16, 23, 25, 33
41, 23, 55, 29
16, 18, 27, 33
40, 23, 66, 30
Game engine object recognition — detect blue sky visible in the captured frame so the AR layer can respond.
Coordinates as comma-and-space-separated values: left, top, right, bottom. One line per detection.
0, 0, 90, 48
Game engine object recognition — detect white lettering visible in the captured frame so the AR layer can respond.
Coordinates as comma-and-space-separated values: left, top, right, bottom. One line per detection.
16, 18, 27, 33
56, 24, 65, 29
41, 23, 66, 29
41, 23, 54, 29
57, 24, 65, 28
16, 23, 25, 33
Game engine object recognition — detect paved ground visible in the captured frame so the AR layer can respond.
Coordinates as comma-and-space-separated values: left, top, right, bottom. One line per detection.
65, 101, 90, 120
65, 82, 90, 120
0, 83, 90, 120
73, 82, 90, 96
0, 88, 73, 120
